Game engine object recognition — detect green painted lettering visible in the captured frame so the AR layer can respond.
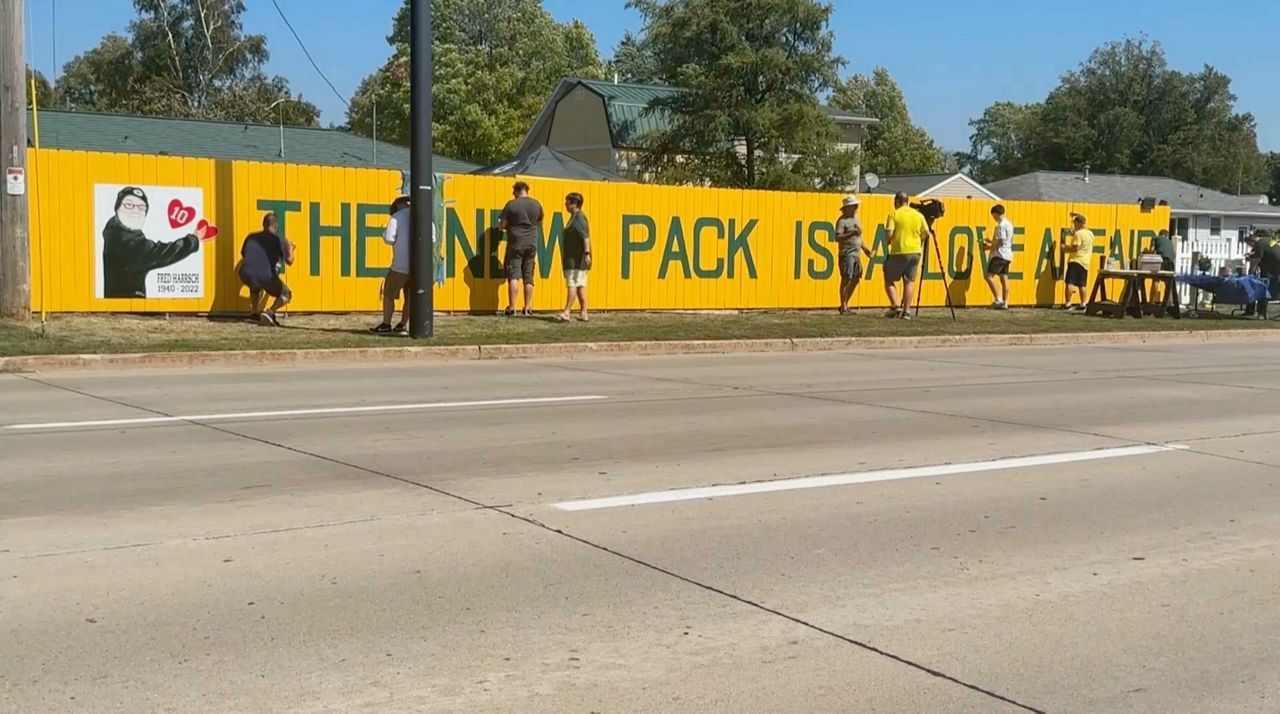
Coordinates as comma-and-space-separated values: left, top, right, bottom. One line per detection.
1110, 229, 1125, 265
864, 225, 889, 279
1035, 228, 1058, 279
488, 209, 504, 279
257, 199, 301, 238
448, 208, 477, 279
621, 215, 656, 280
692, 217, 725, 279
355, 203, 388, 278
807, 222, 834, 280
309, 202, 351, 277
540, 214, 564, 280
793, 222, 803, 280
948, 227, 974, 279
728, 219, 757, 279
660, 218, 691, 280
1010, 226, 1026, 279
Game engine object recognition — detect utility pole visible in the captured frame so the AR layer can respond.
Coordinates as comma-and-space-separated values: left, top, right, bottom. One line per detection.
1, 0, 32, 320
408, 0, 433, 338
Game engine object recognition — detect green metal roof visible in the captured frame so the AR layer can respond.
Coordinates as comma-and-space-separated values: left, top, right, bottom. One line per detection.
24, 109, 479, 174
569, 78, 877, 149
575, 79, 678, 148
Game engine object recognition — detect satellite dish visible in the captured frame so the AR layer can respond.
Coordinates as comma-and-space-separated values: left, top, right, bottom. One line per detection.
865, 173, 880, 190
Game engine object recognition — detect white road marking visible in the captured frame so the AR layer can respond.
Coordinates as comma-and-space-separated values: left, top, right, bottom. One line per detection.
4, 395, 609, 431
552, 444, 1191, 512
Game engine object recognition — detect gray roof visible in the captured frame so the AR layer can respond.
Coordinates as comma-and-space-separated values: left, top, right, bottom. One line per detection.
986, 171, 1280, 216
521, 78, 878, 154
474, 146, 629, 182
25, 109, 479, 174
860, 173, 954, 195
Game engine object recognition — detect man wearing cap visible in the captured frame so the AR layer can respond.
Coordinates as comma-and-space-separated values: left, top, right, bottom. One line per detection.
370, 196, 413, 335
832, 196, 868, 314
1063, 213, 1094, 312
102, 186, 211, 298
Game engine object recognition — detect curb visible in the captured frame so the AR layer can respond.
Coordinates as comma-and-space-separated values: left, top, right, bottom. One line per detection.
3, 329, 1279, 373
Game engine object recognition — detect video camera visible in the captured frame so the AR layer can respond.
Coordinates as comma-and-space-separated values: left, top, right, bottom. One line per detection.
910, 199, 946, 228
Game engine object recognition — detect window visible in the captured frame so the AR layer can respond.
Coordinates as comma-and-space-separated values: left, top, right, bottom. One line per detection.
1169, 217, 1190, 238
1210, 217, 1222, 236
1239, 227, 1248, 242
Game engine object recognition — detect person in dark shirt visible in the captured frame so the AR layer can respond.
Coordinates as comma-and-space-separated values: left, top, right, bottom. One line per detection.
101, 186, 211, 298
238, 213, 296, 326
498, 181, 544, 316
1245, 230, 1280, 319
556, 192, 592, 322
1148, 229, 1178, 305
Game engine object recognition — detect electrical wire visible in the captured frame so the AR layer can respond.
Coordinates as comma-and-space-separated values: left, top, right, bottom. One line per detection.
270, 0, 349, 108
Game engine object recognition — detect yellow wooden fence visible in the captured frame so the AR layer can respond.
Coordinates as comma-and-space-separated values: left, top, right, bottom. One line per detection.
27, 148, 1169, 313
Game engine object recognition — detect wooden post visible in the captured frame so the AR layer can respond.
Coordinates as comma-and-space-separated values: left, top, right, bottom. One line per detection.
0, 0, 31, 320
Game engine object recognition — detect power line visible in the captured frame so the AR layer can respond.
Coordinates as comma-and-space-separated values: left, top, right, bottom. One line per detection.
270, 0, 349, 108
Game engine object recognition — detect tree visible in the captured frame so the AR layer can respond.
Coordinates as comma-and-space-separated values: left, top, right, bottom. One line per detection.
26, 67, 55, 108
966, 37, 1268, 194
347, 0, 606, 164
627, 0, 855, 191
831, 67, 941, 175
964, 101, 1043, 182
607, 31, 660, 84
56, 0, 318, 125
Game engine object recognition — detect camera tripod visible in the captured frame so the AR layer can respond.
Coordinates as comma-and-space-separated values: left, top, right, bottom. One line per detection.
912, 219, 958, 322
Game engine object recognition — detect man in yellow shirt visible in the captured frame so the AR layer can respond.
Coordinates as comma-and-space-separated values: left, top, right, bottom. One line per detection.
882, 192, 933, 319
1063, 213, 1094, 311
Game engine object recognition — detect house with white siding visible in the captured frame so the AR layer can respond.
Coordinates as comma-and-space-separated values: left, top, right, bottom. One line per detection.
860, 172, 1000, 200
986, 170, 1280, 284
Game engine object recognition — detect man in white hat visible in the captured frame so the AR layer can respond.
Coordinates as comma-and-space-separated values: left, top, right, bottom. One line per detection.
832, 195, 868, 314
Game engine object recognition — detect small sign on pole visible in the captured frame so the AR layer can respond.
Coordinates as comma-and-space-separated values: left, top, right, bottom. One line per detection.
5, 167, 24, 196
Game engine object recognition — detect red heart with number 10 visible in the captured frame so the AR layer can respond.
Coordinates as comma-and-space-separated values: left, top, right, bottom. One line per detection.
167, 199, 196, 229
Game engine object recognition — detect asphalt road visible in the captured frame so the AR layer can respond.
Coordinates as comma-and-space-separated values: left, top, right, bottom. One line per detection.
4, 340, 1280, 713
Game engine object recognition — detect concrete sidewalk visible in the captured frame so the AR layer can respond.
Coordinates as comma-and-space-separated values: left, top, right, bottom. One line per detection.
3, 327, 1280, 372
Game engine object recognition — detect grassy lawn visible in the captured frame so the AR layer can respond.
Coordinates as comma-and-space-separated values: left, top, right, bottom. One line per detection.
1, 308, 1276, 357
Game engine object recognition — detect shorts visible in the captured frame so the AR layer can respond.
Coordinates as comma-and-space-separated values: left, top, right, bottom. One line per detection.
884, 253, 921, 283
504, 245, 536, 285
384, 269, 410, 299
1065, 262, 1089, 288
838, 253, 863, 281
1161, 257, 1175, 272
564, 269, 588, 288
241, 270, 291, 300
987, 257, 1011, 276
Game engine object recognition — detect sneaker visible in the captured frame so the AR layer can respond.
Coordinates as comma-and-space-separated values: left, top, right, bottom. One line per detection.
503, 307, 516, 317
369, 323, 393, 335
899, 312, 913, 321
1061, 304, 1074, 311
1070, 304, 1087, 313
991, 301, 1004, 309
884, 308, 900, 318
996, 302, 1010, 310
393, 323, 409, 335
259, 311, 280, 327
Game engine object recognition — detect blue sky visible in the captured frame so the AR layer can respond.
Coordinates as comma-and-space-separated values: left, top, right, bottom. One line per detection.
25, 0, 1280, 152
